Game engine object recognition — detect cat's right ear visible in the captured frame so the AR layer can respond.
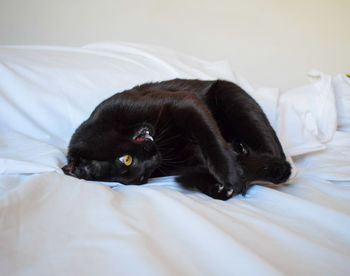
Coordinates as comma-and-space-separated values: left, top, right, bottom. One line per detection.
62, 155, 80, 176
62, 162, 76, 176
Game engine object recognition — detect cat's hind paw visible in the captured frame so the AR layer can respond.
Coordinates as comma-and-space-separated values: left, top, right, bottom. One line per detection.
176, 168, 248, 200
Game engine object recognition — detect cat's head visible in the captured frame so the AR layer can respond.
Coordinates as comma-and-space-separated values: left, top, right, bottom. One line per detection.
62, 120, 161, 185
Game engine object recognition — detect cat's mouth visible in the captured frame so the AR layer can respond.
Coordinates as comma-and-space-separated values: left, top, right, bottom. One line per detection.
133, 127, 154, 142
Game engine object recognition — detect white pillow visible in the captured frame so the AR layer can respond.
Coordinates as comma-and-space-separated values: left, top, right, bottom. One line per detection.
333, 74, 350, 132
276, 70, 337, 156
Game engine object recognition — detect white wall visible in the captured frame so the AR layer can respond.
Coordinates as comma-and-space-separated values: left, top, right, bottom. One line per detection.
1, 0, 349, 89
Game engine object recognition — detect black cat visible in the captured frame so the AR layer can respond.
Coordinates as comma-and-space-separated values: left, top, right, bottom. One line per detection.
62, 79, 291, 200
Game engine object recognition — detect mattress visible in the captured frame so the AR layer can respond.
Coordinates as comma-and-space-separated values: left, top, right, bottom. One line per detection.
0, 42, 349, 275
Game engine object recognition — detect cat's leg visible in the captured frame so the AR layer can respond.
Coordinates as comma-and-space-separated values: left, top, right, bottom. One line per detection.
161, 91, 246, 198
206, 80, 291, 184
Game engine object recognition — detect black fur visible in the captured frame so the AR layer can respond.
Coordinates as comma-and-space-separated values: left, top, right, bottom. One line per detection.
62, 79, 291, 200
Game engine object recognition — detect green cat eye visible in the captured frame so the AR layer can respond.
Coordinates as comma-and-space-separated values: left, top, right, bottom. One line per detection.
118, 155, 133, 166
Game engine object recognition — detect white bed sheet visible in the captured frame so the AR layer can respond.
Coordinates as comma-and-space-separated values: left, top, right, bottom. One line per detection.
0, 43, 349, 275
1, 131, 349, 276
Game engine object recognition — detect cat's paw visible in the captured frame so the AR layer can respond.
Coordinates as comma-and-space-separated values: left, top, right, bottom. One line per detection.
205, 181, 247, 200
176, 167, 248, 200
210, 183, 234, 200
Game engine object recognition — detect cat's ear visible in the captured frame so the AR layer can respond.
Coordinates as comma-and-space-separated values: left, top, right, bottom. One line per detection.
62, 162, 75, 176
62, 155, 81, 176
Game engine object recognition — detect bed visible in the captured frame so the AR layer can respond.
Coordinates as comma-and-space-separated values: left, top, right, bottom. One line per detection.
1, 42, 349, 275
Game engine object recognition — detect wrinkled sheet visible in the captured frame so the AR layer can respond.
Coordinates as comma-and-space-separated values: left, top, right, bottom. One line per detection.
1, 131, 350, 276
0, 43, 349, 275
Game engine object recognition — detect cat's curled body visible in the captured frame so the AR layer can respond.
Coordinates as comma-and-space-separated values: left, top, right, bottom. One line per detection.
63, 79, 291, 200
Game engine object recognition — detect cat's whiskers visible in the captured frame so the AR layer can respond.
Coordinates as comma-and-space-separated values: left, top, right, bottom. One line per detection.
161, 158, 185, 164
154, 119, 188, 174
157, 166, 168, 176
155, 125, 170, 142
154, 118, 172, 141
156, 135, 182, 151
158, 150, 186, 174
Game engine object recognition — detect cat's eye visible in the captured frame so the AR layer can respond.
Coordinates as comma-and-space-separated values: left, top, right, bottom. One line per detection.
118, 155, 133, 166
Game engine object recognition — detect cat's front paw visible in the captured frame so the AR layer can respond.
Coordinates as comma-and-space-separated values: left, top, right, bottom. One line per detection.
176, 167, 248, 200
205, 181, 247, 200
209, 183, 235, 200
